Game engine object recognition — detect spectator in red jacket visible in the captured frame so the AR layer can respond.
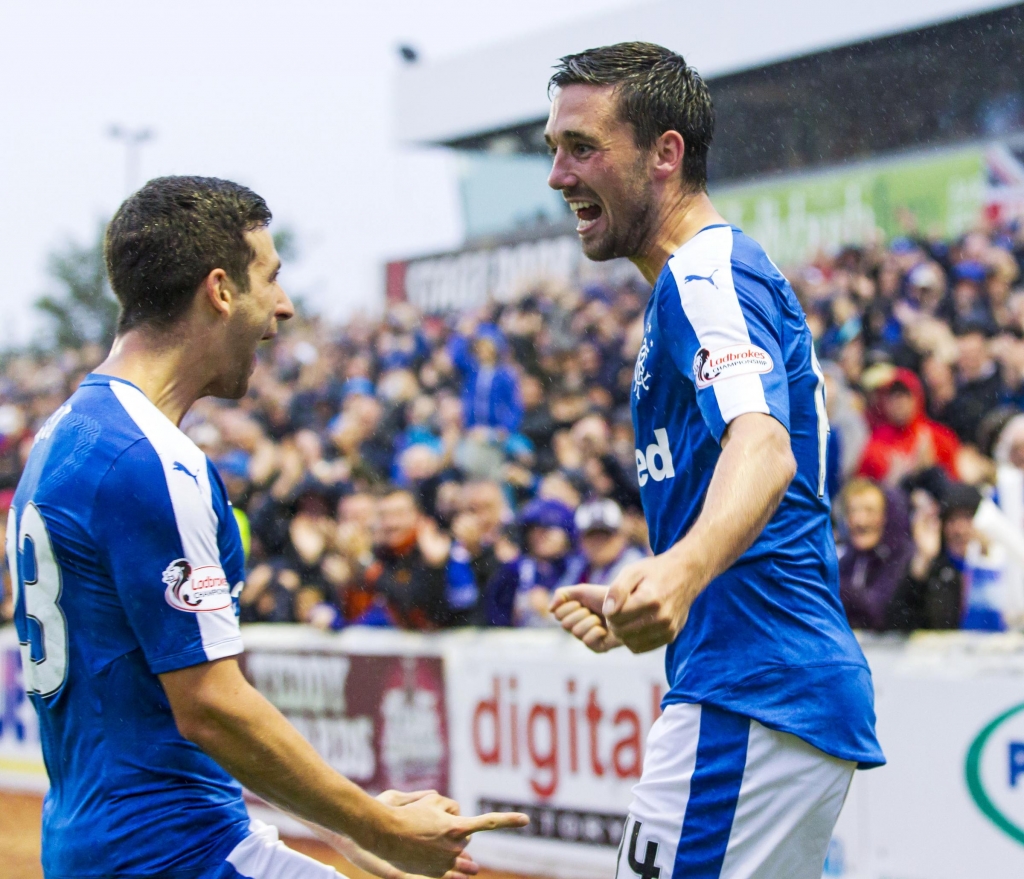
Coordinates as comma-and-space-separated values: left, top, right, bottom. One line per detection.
858, 367, 960, 486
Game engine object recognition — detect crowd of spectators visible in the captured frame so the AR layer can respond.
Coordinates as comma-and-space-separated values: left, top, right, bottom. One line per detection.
2, 215, 1024, 636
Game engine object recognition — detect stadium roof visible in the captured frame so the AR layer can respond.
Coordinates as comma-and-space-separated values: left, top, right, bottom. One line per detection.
395, 0, 1020, 146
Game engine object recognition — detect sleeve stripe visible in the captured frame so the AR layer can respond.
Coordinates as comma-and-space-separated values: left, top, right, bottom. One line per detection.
668, 226, 770, 425
109, 382, 241, 659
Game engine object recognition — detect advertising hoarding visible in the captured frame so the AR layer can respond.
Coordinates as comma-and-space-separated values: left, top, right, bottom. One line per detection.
6, 626, 1024, 877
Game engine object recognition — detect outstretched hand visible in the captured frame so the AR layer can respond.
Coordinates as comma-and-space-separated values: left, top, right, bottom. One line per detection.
380, 792, 529, 878
549, 584, 622, 653
296, 791, 481, 879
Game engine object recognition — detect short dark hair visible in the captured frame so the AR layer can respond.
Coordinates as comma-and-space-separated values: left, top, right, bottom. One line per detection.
105, 176, 272, 333
549, 42, 714, 191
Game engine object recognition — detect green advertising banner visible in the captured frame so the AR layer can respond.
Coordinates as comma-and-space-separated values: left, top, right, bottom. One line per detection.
713, 145, 987, 265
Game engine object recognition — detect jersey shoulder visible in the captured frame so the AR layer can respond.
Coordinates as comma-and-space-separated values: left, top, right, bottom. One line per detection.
660, 224, 784, 305
15, 377, 152, 515
86, 376, 231, 542
662, 223, 735, 294
16, 376, 219, 531
727, 228, 787, 285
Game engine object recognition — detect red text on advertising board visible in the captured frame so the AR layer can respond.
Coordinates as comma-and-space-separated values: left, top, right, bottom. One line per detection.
471, 676, 663, 800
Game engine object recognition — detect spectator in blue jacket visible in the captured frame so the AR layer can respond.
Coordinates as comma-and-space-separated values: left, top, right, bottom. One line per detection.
450, 324, 523, 434
486, 497, 585, 627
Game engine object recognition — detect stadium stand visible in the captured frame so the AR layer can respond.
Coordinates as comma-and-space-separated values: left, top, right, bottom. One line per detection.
1, 218, 1024, 635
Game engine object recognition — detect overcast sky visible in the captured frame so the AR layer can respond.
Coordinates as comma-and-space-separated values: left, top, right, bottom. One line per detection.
0, 0, 639, 346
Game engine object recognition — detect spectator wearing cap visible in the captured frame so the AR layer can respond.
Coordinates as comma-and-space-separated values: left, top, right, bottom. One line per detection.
571, 499, 647, 586
858, 367, 960, 485
486, 498, 585, 627
946, 261, 996, 335
838, 479, 915, 631
904, 263, 947, 318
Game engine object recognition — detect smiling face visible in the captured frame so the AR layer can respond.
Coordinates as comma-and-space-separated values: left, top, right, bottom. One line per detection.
880, 385, 917, 428
526, 525, 570, 560
845, 486, 887, 552
212, 227, 294, 399
546, 84, 657, 261
376, 492, 420, 550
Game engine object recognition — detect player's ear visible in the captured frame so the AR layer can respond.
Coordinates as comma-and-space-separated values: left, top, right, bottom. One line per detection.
200, 268, 234, 319
651, 130, 685, 182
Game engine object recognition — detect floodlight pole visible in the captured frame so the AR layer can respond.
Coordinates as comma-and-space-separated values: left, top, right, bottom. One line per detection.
108, 125, 154, 195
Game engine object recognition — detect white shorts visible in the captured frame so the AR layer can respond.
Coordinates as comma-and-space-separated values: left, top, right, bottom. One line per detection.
223, 820, 345, 879
615, 703, 854, 879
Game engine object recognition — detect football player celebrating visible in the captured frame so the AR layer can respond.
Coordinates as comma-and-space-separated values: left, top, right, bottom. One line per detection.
547, 44, 884, 879
8, 176, 526, 879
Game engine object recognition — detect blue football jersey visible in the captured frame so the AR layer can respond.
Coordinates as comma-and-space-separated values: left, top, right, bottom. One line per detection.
7, 375, 250, 877
631, 225, 884, 768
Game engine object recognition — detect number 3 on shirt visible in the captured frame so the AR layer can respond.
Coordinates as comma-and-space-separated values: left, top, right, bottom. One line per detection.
6, 504, 68, 697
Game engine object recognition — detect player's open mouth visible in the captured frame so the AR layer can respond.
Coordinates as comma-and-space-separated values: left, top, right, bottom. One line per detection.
568, 200, 603, 234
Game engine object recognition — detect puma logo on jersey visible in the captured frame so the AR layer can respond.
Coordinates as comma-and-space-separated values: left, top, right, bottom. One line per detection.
635, 428, 675, 487
683, 269, 718, 288
173, 461, 199, 486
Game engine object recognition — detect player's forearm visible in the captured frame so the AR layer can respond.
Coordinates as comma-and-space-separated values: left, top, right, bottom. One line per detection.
170, 667, 394, 852
670, 413, 795, 591
296, 818, 406, 879
306, 821, 470, 879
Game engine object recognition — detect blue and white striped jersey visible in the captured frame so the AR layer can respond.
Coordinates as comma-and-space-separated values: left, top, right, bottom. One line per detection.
632, 225, 884, 768
7, 374, 250, 877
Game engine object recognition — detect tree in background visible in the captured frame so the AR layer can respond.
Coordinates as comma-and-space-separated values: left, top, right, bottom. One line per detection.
35, 223, 118, 351
34, 223, 301, 351
273, 227, 298, 263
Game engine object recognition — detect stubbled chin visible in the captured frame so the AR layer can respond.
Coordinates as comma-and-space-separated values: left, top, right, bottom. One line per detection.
580, 226, 618, 262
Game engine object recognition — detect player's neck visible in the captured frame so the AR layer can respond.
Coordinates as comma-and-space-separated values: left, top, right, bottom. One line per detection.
95, 330, 208, 426
631, 190, 726, 285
